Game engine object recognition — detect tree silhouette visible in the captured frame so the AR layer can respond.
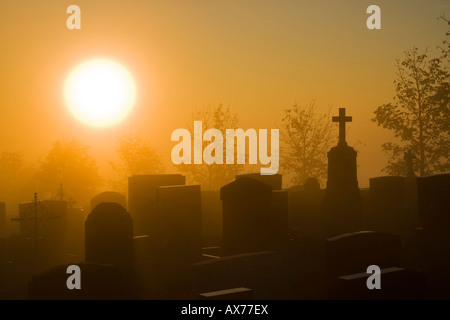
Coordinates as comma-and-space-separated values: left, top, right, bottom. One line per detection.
36, 138, 101, 205
110, 133, 164, 192
0, 151, 35, 205
177, 104, 241, 190
280, 101, 335, 186
372, 43, 449, 176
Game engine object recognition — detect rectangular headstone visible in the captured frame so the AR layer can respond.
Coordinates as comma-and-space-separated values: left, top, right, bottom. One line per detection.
360, 188, 371, 229
288, 187, 324, 238
128, 174, 185, 236
154, 185, 202, 298
133, 235, 157, 298
326, 231, 402, 279
28, 262, 134, 300
191, 251, 291, 299
200, 190, 222, 247
417, 174, 450, 237
0, 237, 5, 265
64, 206, 85, 260
199, 287, 253, 300
404, 175, 420, 230
236, 173, 282, 190
0, 202, 5, 238
416, 174, 450, 298
368, 176, 410, 235
156, 185, 202, 261
221, 178, 289, 255
270, 190, 289, 252
18, 200, 68, 270
221, 178, 273, 255
332, 267, 426, 299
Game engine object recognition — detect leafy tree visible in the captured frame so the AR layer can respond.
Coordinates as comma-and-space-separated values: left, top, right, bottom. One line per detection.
372, 43, 449, 176
0, 152, 26, 190
177, 104, 241, 190
36, 138, 101, 205
280, 101, 336, 186
0, 151, 35, 204
110, 133, 164, 191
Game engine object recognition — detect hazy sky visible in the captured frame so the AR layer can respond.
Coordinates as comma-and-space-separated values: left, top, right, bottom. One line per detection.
0, 0, 449, 188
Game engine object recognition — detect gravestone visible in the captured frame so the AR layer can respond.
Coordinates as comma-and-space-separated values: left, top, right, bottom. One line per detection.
0, 202, 5, 238
0, 237, 7, 268
201, 190, 222, 247
91, 191, 126, 211
323, 108, 363, 237
17, 199, 68, 271
415, 174, 450, 298
199, 287, 253, 300
221, 178, 273, 255
18, 200, 67, 241
288, 178, 324, 238
236, 173, 282, 190
64, 206, 85, 262
154, 185, 202, 297
28, 262, 134, 300
359, 188, 371, 229
417, 174, 450, 237
156, 185, 202, 261
85, 202, 134, 271
191, 251, 291, 299
270, 190, 289, 252
334, 267, 426, 300
326, 231, 402, 280
368, 176, 410, 235
128, 174, 185, 236
404, 172, 420, 232
133, 235, 158, 298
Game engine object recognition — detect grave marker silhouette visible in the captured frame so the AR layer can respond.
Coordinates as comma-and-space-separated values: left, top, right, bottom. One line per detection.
323, 108, 363, 237
0, 202, 5, 238
85, 202, 134, 271
221, 178, 273, 255
128, 174, 185, 236
368, 176, 408, 235
91, 191, 126, 211
417, 174, 450, 237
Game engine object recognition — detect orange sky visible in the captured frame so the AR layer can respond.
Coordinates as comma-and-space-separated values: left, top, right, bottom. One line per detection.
0, 0, 449, 188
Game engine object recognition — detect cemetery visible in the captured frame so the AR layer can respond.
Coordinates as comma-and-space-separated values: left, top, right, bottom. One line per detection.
0, 108, 448, 300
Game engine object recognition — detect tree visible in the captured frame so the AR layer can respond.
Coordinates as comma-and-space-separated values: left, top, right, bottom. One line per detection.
36, 138, 101, 205
0, 151, 35, 204
110, 134, 164, 191
0, 152, 26, 192
280, 101, 336, 186
177, 104, 241, 190
372, 43, 449, 176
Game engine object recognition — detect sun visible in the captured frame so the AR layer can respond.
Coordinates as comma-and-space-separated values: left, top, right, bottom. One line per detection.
64, 58, 137, 127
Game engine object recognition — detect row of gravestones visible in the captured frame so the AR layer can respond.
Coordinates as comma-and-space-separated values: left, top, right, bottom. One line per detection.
0, 173, 442, 258
137, 172, 447, 299
289, 174, 447, 239
4, 172, 450, 299
24, 173, 286, 299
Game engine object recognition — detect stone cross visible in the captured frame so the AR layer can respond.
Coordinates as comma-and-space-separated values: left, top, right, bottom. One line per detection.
332, 108, 352, 146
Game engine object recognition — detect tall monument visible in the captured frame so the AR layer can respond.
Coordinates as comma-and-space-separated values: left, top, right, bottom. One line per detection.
323, 108, 363, 237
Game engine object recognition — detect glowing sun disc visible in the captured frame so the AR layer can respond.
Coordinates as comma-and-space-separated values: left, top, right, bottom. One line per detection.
64, 59, 137, 127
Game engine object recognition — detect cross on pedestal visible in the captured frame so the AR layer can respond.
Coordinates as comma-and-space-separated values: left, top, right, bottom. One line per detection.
332, 108, 352, 146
